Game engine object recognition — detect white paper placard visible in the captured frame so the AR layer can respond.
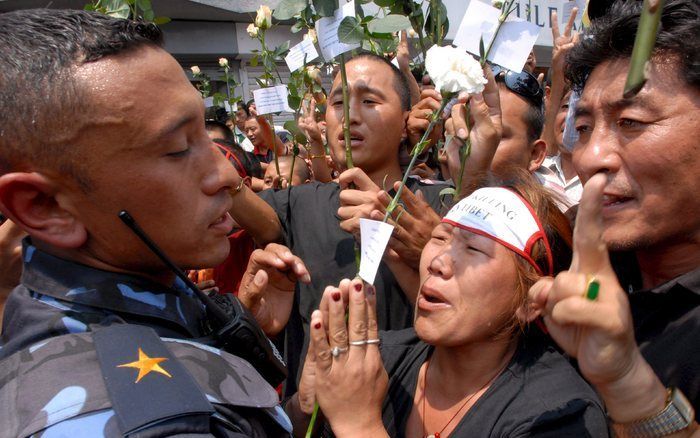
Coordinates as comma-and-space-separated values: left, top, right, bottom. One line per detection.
358, 218, 395, 285
284, 39, 320, 72
453, 1, 540, 73
253, 85, 293, 115
561, 0, 584, 26
316, 1, 361, 61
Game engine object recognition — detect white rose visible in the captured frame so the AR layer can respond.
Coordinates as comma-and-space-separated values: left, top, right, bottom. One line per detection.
407, 28, 418, 38
425, 45, 487, 95
219, 57, 229, 68
190, 65, 201, 75
303, 29, 317, 44
247, 23, 259, 38
255, 5, 272, 30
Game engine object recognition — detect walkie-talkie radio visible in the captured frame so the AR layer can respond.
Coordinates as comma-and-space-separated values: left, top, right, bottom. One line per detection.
118, 210, 287, 386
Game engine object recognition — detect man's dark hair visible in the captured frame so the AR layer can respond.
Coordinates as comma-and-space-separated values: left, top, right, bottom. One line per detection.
346, 52, 411, 111
205, 120, 235, 144
236, 101, 250, 117
566, 0, 700, 91
0, 9, 163, 186
523, 104, 545, 143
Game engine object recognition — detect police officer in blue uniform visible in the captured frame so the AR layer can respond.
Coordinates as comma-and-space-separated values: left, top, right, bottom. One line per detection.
0, 8, 309, 436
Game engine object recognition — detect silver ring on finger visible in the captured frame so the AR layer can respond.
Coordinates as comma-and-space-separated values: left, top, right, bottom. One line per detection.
349, 340, 366, 346
365, 339, 381, 345
331, 346, 348, 357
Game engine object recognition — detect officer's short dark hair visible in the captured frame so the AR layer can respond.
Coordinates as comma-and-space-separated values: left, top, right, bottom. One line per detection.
0, 9, 163, 188
566, 0, 700, 92
345, 52, 411, 112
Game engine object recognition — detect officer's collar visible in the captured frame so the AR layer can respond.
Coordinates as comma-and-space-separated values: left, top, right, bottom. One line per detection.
20, 238, 208, 336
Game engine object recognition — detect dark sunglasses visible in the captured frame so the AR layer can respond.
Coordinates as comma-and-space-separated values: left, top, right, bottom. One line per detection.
490, 65, 544, 108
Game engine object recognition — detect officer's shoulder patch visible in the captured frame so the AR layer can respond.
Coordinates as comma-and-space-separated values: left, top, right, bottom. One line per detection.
93, 325, 214, 435
163, 337, 280, 408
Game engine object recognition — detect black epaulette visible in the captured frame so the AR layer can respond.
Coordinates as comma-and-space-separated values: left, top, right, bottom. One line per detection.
93, 324, 214, 435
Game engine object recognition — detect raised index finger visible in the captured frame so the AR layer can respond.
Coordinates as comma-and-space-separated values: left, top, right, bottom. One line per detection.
570, 173, 611, 274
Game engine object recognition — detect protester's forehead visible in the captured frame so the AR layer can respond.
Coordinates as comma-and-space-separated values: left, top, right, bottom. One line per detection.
331, 58, 397, 95
579, 56, 692, 114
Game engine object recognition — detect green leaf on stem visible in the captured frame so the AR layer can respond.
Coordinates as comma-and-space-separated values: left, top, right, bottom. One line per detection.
142, 8, 154, 21
338, 16, 364, 44
152, 16, 170, 24
274, 40, 291, 57
135, 0, 150, 11
102, 0, 130, 18
374, 0, 396, 6
291, 21, 304, 33
479, 35, 485, 63
439, 187, 457, 209
424, 0, 449, 43
367, 14, 411, 33
283, 120, 308, 145
273, 0, 308, 20
287, 94, 302, 111
313, 0, 337, 17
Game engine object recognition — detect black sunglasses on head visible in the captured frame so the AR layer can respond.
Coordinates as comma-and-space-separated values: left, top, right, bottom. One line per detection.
490, 65, 544, 108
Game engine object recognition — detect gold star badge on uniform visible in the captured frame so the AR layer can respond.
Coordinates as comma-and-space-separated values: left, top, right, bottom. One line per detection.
117, 347, 172, 383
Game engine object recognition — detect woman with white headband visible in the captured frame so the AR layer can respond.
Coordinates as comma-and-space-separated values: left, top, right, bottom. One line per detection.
287, 173, 609, 437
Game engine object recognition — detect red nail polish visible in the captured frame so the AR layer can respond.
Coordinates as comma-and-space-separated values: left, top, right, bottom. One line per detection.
332, 291, 341, 302
354, 283, 362, 292
314, 322, 321, 329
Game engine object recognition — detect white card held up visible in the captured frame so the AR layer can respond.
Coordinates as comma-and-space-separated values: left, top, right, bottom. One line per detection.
284, 39, 319, 72
453, 1, 540, 73
562, 1, 584, 27
315, 1, 360, 61
358, 218, 395, 285
253, 85, 293, 115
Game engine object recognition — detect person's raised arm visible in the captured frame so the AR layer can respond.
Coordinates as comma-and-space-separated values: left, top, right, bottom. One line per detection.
396, 30, 421, 106
251, 106, 287, 157
527, 174, 698, 437
228, 172, 283, 245
298, 98, 333, 183
542, 9, 578, 156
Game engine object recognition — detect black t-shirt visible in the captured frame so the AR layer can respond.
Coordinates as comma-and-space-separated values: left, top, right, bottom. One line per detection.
377, 329, 609, 437
260, 178, 449, 394
618, 262, 700, 410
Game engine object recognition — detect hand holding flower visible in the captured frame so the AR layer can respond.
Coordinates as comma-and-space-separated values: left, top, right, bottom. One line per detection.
443, 64, 502, 196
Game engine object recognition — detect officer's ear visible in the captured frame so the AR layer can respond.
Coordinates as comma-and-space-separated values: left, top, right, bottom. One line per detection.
0, 172, 87, 249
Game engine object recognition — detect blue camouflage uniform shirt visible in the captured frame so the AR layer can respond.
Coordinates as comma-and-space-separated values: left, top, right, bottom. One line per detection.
0, 239, 292, 437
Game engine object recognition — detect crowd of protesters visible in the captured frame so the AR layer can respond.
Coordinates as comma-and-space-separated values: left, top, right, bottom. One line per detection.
0, 0, 698, 436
